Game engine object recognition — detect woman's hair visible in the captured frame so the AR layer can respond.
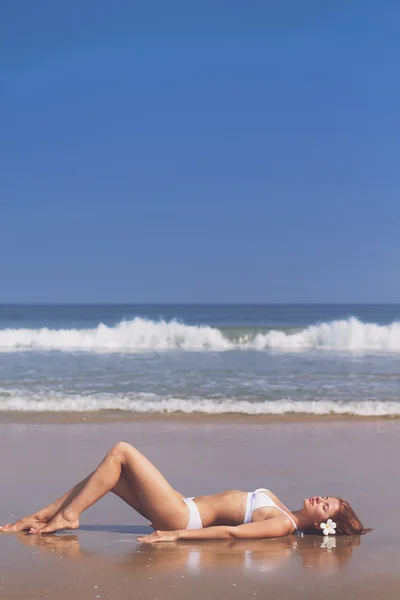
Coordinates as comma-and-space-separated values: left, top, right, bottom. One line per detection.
331, 498, 371, 536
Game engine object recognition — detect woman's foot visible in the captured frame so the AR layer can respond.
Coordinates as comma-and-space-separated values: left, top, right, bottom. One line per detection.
0, 515, 49, 533
30, 510, 79, 535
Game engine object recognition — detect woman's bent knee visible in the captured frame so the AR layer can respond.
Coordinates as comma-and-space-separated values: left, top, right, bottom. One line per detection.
108, 441, 134, 461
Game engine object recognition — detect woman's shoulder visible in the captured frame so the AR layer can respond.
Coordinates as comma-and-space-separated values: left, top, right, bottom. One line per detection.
262, 490, 297, 532
264, 489, 289, 510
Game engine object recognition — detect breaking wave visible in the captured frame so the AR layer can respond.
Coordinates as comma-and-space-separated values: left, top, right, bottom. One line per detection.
1, 391, 400, 416
0, 317, 400, 353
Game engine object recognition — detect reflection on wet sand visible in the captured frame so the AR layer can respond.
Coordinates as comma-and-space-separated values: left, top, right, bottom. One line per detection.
17, 533, 83, 559
17, 532, 362, 575
296, 535, 361, 572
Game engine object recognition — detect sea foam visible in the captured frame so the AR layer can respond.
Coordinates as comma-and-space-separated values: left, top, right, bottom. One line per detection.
247, 317, 400, 352
0, 317, 400, 353
0, 318, 231, 352
1, 391, 400, 416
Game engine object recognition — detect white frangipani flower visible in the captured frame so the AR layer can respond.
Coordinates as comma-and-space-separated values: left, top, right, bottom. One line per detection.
320, 519, 337, 536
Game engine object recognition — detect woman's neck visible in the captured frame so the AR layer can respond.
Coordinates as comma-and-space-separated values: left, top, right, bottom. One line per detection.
290, 508, 314, 531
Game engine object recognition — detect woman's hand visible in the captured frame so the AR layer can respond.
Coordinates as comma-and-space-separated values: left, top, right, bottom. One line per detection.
137, 530, 180, 543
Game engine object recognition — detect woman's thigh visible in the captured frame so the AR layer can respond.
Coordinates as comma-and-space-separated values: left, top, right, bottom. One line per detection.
113, 442, 188, 530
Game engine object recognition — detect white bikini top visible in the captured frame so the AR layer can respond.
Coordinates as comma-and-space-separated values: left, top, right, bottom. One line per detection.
244, 488, 297, 530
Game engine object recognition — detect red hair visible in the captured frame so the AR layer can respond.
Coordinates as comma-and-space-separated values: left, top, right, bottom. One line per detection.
331, 499, 370, 536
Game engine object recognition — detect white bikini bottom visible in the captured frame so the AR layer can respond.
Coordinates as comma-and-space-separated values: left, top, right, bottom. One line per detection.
182, 497, 203, 530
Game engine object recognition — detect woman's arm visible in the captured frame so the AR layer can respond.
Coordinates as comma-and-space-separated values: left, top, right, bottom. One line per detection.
138, 518, 293, 543
138, 526, 233, 543
226, 519, 293, 539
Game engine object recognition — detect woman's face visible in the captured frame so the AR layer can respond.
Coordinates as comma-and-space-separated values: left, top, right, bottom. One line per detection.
303, 496, 341, 524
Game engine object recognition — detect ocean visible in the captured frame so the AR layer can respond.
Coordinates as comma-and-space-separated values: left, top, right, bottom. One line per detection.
0, 304, 400, 417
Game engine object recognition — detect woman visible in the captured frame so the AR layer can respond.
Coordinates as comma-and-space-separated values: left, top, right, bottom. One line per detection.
0, 441, 368, 541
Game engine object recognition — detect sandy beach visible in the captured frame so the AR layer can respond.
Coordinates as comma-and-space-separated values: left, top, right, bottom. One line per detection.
1, 417, 399, 599
3, 0, 400, 594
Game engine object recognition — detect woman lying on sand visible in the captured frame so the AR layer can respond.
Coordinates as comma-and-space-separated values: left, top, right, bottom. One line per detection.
0, 442, 368, 541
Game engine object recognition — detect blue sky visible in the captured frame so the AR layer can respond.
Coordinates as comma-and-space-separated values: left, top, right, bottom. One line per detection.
1, 1, 400, 303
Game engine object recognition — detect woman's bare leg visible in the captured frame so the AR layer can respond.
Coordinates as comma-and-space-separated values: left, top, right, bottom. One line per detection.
1, 457, 158, 534
1, 471, 145, 533
0, 475, 94, 532
30, 442, 188, 535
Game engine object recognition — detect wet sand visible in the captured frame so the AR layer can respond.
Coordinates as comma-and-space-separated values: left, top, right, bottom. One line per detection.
0, 418, 399, 599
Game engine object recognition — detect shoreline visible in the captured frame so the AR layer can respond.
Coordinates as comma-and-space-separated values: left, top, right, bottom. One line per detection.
1, 410, 400, 424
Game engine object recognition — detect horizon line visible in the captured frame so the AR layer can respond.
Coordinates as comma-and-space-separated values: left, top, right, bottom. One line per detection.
1, 302, 399, 307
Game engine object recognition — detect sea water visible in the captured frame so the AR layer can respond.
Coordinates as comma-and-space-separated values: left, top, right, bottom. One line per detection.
0, 304, 399, 416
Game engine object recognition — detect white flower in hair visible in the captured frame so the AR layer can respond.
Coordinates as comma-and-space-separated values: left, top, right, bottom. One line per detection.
320, 519, 336, 536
